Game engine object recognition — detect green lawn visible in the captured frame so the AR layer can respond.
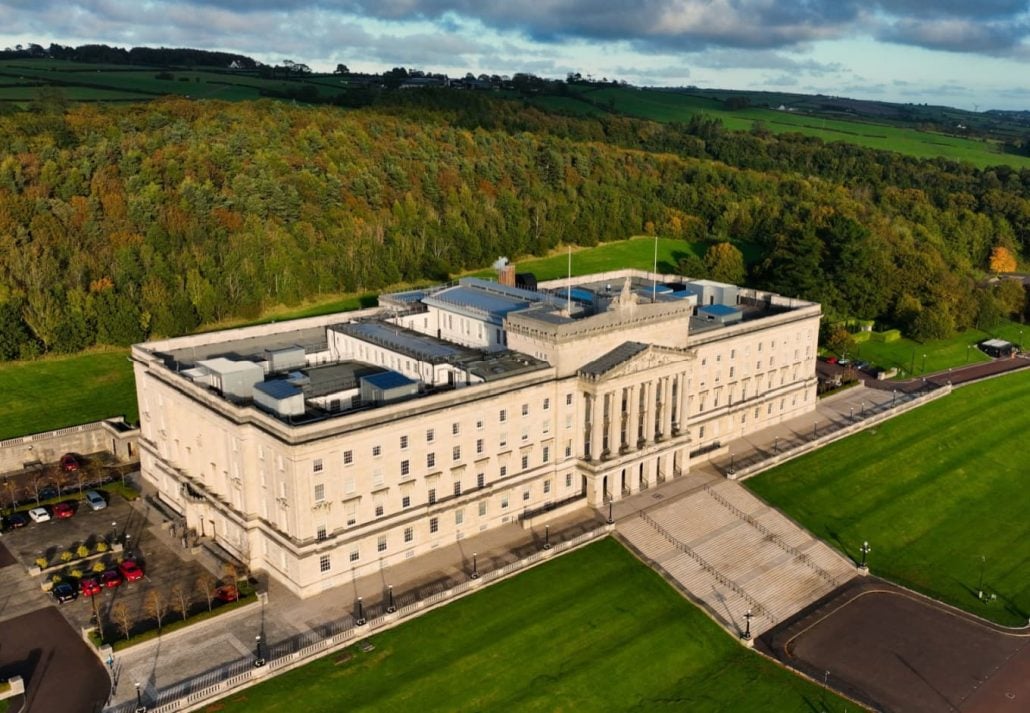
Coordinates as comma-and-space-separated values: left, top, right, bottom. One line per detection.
206, 538, 846, 713
746, 371, 1030, 626
853, 320, 1027, 377
571, 86, 1030, 169
0, 349, 137, 440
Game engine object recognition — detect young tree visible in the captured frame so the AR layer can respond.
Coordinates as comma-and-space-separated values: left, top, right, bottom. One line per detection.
170, 583, 192, 621
112, 601, 133, 640
196, 573, 218, 612
144, 589, 168, 631
703, 242, 746, 285
988, 246, 1017, 274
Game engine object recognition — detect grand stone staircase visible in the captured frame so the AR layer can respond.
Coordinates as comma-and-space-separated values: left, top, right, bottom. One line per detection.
617, 480, 856, 637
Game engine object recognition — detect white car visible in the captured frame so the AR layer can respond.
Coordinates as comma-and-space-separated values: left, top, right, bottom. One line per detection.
28, 507, 51, 523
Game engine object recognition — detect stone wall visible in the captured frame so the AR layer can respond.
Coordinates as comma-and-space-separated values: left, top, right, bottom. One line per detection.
0, 418, 140, 474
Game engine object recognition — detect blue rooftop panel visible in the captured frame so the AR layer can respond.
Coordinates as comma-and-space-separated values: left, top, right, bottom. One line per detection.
362, 371, 416, 390
698, 304, 740, 316
254, 380, 303, 399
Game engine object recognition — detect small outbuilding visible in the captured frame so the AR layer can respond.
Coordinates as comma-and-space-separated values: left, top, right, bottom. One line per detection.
979, 338, 1018, 358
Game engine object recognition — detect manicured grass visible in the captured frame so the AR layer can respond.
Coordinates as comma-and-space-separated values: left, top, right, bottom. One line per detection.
206, 538, 846, 713
852, 319, 1026, 377
746, 371, 1030, 626
0, 349, 137, 440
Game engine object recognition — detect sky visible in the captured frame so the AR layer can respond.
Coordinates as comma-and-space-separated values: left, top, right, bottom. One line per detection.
1, 1, 1028, 110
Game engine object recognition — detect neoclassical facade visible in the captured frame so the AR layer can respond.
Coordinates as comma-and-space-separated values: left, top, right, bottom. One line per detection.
132, 269, 820, 597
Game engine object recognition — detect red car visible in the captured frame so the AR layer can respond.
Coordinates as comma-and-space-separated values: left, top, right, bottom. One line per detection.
60, 453, 82, 472
118, 560, 144, 582
100, 569, 123, 588
79, 576, 102, 597
825, 356, 838, 364
52, 502, 76, 519
215, 584, 239, 602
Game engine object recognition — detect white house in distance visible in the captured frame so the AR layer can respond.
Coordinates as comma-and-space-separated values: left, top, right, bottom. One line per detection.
131, 266, 821, 597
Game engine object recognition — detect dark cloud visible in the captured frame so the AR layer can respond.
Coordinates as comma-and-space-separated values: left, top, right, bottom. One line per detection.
878, 17, 1030, 53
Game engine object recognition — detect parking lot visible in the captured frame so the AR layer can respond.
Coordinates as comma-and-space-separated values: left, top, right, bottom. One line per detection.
2, 488, 221, 642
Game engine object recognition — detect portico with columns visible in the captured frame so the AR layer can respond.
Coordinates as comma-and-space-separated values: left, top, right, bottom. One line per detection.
578, 343, 696, 507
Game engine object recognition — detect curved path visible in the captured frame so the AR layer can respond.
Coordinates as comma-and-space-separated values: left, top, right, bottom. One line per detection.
761, 577, 1029, 713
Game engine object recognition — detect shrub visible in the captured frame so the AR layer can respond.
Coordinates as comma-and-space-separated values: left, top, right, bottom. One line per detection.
95, 541, 109, 553
70, 568, 84, 579
60, 550, 73, 562
77, 544, 90, 558
51, 574, 62, 584
92, 561, 106, 573
35, 556, 48, 569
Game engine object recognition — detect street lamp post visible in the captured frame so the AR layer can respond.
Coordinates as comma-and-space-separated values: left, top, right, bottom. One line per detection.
111, 521, 117, 544
607, 501, 614, 524
849, 406, 854, 420
471, 552, 479, 579
134, 681, 145, 713
978, 555, 985, 600
892, 389, 897, 408
543, 525, 551, 550
355, 596, 366, 626
859, 541, 871, 571
254, 634, 266, 667
741, 608, 753, 641
387, 585, 396, 614
922, 353, 927, 375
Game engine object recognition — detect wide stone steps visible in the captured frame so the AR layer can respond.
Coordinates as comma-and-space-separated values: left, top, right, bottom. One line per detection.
616, 480, 856, 638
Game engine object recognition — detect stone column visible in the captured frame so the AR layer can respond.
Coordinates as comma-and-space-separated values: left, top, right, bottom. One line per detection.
627, 383, 640, 450
644, 380, 656, 443
678, 372, 689, 428
661, 375, 673, 439
606, 390, 619, 457
590, 393, 603, 462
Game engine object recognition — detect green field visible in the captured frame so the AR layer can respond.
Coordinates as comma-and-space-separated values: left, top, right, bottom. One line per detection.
562, 86, 1030, 170
205, 539, 847, 713
0, 349, 137, 440
746, 371, 1030, 626
852, 320, 1026, 377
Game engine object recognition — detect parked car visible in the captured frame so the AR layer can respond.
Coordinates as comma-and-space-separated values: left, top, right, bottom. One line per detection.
60, 453, 82, 472
825, 356, 838, 364
52, 502, 76, 519
215, 583, 240, 602
79, 575, 102, 597
118, 560, 144, 582
38, 485, 59, 500
4, 512, 29, 530
28, 507, 51, 523
100, 569, 123, 588
52, 582, 78, 603
84, 490, 107, 511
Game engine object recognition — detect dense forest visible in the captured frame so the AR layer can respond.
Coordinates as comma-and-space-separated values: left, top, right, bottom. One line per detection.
0, 92, 1027, 360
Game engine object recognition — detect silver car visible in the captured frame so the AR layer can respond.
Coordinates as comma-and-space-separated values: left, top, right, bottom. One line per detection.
84, 490, 107, 511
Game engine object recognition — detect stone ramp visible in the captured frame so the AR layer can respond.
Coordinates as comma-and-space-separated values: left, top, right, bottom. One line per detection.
617, 480, 856, 637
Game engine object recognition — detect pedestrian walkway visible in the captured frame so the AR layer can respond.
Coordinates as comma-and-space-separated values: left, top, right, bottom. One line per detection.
617, 480, 855, 638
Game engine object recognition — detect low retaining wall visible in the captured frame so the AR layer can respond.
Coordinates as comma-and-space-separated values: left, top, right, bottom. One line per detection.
729, 385, 952, 482
0, 418, 139, 473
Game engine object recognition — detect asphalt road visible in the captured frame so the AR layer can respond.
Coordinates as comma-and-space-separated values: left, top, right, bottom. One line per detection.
762, 578, 1030, 713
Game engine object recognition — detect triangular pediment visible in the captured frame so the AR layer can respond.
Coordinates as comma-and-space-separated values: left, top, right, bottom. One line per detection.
579, 342, 694, 382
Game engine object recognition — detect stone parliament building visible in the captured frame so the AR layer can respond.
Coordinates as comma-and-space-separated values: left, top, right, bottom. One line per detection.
132, 267, 821, 597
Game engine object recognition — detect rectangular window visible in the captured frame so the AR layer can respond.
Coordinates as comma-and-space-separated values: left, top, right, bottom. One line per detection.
314, 483, 325, 502
400, 435, 408, 449
452, 445, 461, 461
476, 419, 484, 431
319, 554, 331, 573
343, 450, 353, 465
455, 509, 464, 526
429, 517, 439, 533
404, 526, 413, 543
521, 403, 529, 416
427, 453, 436, 468
521, 454, 529, 470
452, 422, 460, 436
500, 465, 507, 478
476, 439, 484, 454
401, 460, 410, 477
349, 547, 359, 562
372, 468, 383, 488
543, 398, 550, 410
729, 366, 735, 378
542, 446, 550, 463
565, 441, 572, 458
372, 445, 382, 457
565, 473, 572, 488
375, 504, 384, 517
313, 458, 323, 473
377, 536, 387, 553
428, 488, 436, 504
499, 409, 507, 422
501, 494, 509, 509
426, 428, 435, 443
543, 479, 551, 494
478, 500, 487, 517
499, 432, 508, 447
521, 427, 529, 442
345, 501, 357, 526
402, 495, 411, 509
344, 476, 356, 495
542, 419, 550, 434
566, 393, 573, 406
316, 525, 327, 541
477, 472, 485, 488
453, 481, 462, 497
522, 489, 530, 501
